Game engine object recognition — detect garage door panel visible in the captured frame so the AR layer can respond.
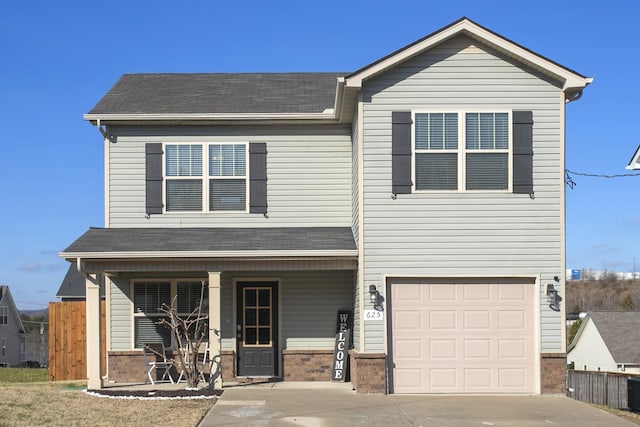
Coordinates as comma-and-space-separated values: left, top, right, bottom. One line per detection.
430, 368, 458, 388
391, 280, 535, 394
395, 368, 424, 389
498, 310, 526, 330
499, 368, 527, 387
464, 339, 492, 359
429, 284, 456, 301
463, 310, 492, 330
463, 284, 491, 301
429, 310, 457, 330
395, 339, 423, 359
394, 310, 423, 331
499, 285, 526, 301
429, 339, 457, 359
499, 339, 526, 358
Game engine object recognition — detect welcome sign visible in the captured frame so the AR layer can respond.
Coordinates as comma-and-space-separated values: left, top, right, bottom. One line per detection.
331, 310, 352, 381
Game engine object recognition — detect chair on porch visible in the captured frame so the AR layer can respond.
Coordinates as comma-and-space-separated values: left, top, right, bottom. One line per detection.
143, 342, 175, 385
177, 341, 209, 384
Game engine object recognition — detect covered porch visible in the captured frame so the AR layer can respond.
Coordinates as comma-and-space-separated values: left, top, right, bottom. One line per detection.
59, 227, 358, 390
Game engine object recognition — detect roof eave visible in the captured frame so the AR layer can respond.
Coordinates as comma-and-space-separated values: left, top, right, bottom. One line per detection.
344, 17, 592, 94
60, 250, 359, 260
83, 111, 340, 125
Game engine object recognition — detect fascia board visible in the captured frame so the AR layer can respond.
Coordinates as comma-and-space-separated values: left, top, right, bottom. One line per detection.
83, 112, 338, 123
59, 250, 359, 260
345, 19, 591, 92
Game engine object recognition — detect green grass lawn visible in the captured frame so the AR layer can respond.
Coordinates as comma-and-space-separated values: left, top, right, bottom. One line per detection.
0, 367, 49, 383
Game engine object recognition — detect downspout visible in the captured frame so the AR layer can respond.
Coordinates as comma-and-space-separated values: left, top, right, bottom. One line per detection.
96, 119, 108, 139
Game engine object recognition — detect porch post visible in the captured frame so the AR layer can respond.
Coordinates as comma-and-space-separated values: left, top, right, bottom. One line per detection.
85, 273, 103, 389
208, 271, 222, 389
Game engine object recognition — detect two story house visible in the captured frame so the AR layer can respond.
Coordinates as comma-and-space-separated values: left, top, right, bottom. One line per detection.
60, 18, 591, 394
0, 285, 27, 367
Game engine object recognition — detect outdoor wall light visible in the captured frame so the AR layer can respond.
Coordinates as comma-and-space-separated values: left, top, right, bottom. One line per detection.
546, 283, 561, 312
369, 284, 379, 304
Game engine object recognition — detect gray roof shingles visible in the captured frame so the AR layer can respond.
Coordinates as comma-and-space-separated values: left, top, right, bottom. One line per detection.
589, 311, 640, 364
62, 227, 357, 254
87, 73, 345, 116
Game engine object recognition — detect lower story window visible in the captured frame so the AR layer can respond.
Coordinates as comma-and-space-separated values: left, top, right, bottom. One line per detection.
133, 280, 208, 348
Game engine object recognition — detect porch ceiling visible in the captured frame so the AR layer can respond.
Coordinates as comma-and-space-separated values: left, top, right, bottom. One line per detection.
59, 227, 358, 260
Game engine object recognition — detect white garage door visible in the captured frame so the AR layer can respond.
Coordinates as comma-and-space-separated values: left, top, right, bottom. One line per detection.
390, 279, 536, 394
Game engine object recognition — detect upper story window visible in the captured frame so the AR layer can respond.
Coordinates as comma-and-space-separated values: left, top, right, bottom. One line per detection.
165, 143, 247, 212
0, 306, 7, 325
413, 111, 510, 192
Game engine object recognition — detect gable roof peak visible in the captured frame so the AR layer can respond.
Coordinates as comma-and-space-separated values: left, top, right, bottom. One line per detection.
345, 17, 591, 98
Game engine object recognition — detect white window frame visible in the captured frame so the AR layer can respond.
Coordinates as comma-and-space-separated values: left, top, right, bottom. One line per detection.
131, 279, 209, 349
412, 110, 512, 192
163, 142, 249, 213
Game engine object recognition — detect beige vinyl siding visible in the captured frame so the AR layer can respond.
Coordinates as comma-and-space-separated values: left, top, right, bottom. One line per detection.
109, 277, 132, 351
110, 270, 353, 352
220, 270, 353, 351
361, 35, 565, 353
107, 125, 352, 227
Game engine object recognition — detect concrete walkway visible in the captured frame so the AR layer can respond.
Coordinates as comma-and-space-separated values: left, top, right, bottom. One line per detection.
199, 382, 637, 426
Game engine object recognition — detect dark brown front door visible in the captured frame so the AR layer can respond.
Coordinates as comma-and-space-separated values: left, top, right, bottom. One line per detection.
236, 281, 278, 377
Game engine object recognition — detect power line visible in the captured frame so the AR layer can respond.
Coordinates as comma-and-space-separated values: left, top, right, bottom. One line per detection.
565, 169, 640, 189
566, 169, 640, 179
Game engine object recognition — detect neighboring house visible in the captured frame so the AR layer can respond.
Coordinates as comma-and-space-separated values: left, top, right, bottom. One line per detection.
567, 311, 640, 373
627, 145, 640, 170
56, 264, 105, 301
0, 286, 27, 367
60, 17, 592, 394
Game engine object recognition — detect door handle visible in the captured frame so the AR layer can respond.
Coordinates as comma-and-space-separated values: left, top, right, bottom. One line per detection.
237, 324, 242, 339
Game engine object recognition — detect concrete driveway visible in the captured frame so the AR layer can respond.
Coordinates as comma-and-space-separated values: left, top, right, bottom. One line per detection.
199, 382, 637, 426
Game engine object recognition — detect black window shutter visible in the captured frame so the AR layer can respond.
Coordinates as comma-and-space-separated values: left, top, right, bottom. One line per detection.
249, 142, 267, 214
512, 111, 533, 195
392, 111, 413, 195
145, 143, 163, 215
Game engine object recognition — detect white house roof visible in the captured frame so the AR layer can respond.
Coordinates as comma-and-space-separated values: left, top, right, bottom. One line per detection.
627, 145, 640, 170
569, 311, 640, 365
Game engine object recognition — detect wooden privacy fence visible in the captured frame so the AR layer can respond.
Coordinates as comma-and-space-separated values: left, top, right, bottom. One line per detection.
48, 301, 106, 381
567, 370, 635, 409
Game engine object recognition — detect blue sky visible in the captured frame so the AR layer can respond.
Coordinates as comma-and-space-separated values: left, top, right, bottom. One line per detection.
1, 1, 638, 310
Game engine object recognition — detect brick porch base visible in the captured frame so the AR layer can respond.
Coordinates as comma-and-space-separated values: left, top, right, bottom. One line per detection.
349, 350, 386, 394
541, 353, 566, 394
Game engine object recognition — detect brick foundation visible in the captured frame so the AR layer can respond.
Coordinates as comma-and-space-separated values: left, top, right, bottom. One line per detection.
107, 351, 147, 383
221, 350, 235, 382
282, 349, 335, 381
541, 353, 566, 394
349, 350, 386, 394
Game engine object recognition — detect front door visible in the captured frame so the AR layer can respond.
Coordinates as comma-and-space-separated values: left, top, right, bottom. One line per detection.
236, 281, 278, 377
